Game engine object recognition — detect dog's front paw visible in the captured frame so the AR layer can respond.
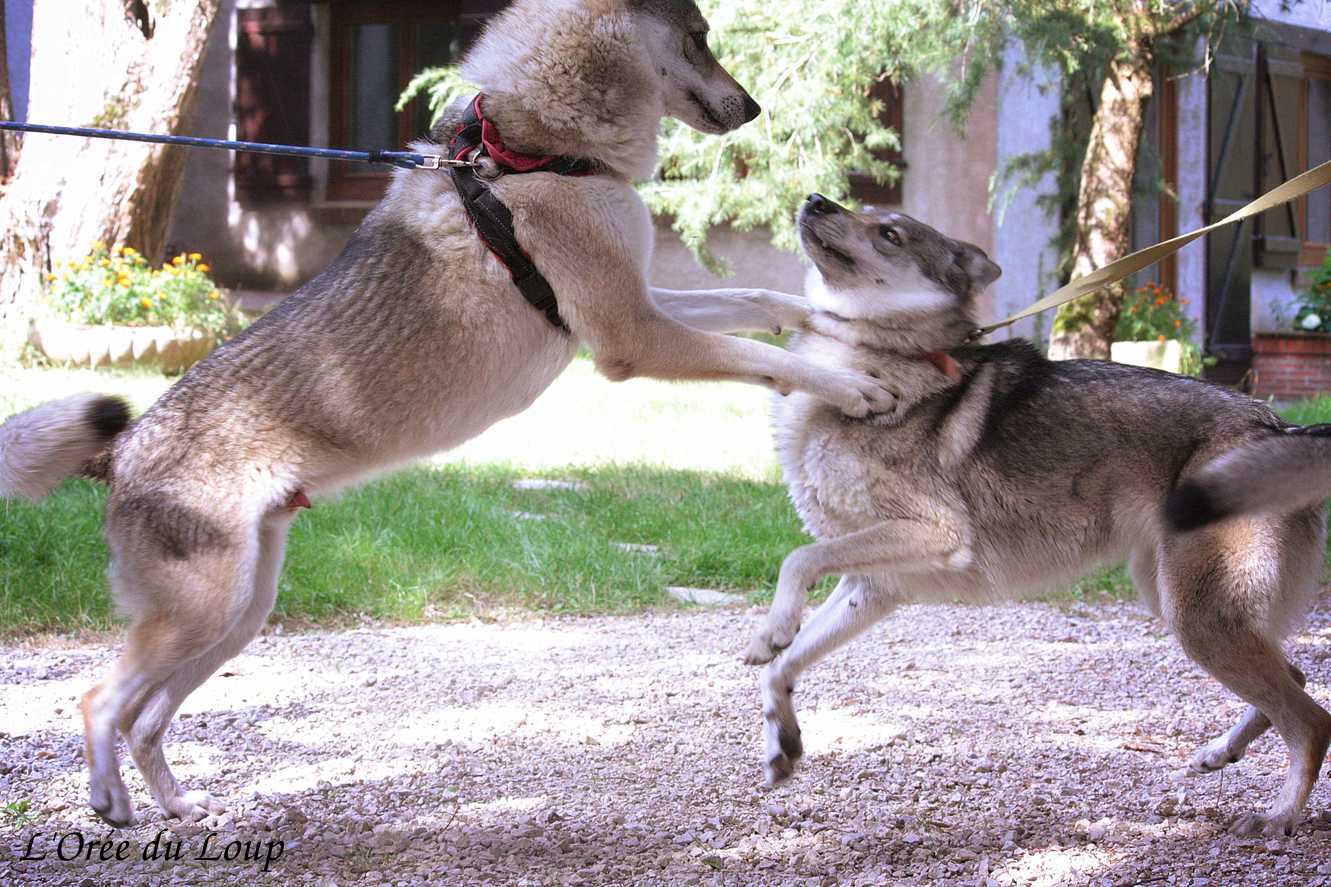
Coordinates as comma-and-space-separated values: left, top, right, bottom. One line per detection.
820, 369, 897, 418
749, 289, 811, 335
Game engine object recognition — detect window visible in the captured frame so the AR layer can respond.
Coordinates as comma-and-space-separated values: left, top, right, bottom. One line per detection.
235, 4, 314, 204
1299, 52, 1331, 266
849, 78, 905, 206
327, 1, 505, 201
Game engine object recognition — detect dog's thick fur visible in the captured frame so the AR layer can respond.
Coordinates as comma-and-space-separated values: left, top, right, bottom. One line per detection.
0, 0, 897, 827
749, 194, 1331, 836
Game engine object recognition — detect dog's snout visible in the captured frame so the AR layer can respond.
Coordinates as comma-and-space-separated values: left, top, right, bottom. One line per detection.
741, 94, 761, 123
806, 194, 836, 215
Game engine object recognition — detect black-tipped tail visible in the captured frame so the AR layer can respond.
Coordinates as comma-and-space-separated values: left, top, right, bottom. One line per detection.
1165, 481, 1230, 533
87, 396, 131, 441
1, 393, 133, 501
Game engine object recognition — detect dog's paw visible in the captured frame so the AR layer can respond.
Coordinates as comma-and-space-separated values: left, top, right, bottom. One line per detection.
824, 369, 898, 418
90, 782, 137, 828
744, 623, 797, 666
750, 289, 812, 335
1229, 809, 1301, 838
163, 789, 226, 822
1187, 736, 1242, 775
763, 723, 803, 786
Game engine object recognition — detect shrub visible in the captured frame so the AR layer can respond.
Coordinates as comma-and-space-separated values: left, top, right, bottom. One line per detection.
44, 244, 242, 341
1286, 248, 1331, 333
1113, 282, 1206, 376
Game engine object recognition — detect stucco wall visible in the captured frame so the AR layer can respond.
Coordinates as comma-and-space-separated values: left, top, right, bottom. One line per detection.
991, 42, 1061, 344
4, 0, 32, 122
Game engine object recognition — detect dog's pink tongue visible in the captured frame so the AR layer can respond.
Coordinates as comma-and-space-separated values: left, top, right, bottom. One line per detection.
921, 351, 962, 382
288, 490, 312, 510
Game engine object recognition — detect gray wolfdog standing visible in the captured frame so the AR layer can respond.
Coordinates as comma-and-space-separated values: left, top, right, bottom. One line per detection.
748, 193, 1331, 836
0, 0, 897, 827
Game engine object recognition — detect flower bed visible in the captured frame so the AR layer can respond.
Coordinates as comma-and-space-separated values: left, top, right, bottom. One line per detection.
32, 244, 242, 371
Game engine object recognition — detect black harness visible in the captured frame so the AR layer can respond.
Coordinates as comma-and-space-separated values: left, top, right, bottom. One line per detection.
445, 96, 600, 334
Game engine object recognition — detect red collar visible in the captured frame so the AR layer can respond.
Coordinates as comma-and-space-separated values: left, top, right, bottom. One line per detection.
449, 95, 600, 177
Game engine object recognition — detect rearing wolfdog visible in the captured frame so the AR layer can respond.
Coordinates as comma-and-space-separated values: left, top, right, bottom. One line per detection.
0, 1, 896, 827
749, 194, 1331, 836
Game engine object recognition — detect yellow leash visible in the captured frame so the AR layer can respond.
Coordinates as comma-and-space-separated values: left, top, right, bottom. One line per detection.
971, 159, 1331, 341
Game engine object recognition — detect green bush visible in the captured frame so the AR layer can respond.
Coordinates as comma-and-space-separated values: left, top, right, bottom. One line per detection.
44, 244, 241, 340
1113, 282, 1206, 376
1286, 248, 1331, 333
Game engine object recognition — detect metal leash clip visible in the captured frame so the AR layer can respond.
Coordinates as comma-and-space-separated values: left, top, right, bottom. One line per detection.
414, 154, 482, 170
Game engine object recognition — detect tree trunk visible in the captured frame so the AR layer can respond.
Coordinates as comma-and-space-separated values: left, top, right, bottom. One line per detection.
1047, 51, 1154, 360
0, 0, 221, 351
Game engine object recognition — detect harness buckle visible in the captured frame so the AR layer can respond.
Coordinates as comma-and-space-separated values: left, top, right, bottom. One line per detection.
414, 154, 481, 171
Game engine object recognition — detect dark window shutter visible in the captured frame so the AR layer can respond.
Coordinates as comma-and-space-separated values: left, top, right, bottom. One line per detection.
235, 4, 313, 204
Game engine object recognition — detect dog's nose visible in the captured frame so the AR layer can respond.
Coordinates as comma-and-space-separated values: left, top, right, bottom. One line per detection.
741, 94, 761, 123
806, 193, 837, 215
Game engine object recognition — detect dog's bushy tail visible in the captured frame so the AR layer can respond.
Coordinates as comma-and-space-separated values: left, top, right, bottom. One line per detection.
1166, 425, 1331, 532
0, 394, 131, 501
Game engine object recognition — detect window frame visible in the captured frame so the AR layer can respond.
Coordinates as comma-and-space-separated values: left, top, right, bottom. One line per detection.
325, 0, 498, 202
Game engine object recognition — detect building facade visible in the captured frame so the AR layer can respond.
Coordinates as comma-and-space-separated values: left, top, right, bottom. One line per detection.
5, 1, 1329, 376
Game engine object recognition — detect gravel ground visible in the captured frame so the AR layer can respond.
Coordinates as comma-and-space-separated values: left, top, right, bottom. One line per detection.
3, 596, 1331, 886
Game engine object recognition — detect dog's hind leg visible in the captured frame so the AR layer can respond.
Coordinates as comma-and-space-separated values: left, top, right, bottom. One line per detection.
83, 505, 258, 827
1188, 663, 1307, 776
121, 511, 294, 821
1164, 549, 1331, 834
760, 576, 898, 784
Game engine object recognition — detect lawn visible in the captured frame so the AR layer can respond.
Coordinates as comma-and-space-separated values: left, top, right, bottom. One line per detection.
0, 361, 798, 634
3, 364, 1330, 635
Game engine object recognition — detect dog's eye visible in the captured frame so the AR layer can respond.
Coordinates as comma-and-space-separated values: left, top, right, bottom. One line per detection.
879, 225, 902, 247
689, 31, 709, 52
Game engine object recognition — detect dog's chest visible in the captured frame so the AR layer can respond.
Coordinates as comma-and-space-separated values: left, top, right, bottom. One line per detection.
773, 395, 934, 538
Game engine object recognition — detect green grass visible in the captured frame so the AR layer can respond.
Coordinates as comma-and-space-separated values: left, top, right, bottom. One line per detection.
1, 464, 807, 635
5, 362, 1331, 633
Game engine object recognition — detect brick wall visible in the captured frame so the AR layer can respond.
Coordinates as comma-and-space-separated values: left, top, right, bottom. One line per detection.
1251, 333, 1331, 401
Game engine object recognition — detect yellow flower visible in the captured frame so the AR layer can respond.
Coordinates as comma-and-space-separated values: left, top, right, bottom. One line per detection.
207, 290, 220, 301
45, 272, 58, 282
140, 298, 153, 309
197, 263, 210, 273
92, 240, 106, 251
171, 255, 184, 266
121, 246, 136, 256
188, 252, 202, 262
119, 279, 131, 288
100, 259, 111, 268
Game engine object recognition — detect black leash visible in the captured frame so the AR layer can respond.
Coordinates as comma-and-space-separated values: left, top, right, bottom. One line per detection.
0, 121, 471, 171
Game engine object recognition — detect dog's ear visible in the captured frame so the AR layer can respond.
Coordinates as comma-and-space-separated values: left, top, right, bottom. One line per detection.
962, 246, 1001, 290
